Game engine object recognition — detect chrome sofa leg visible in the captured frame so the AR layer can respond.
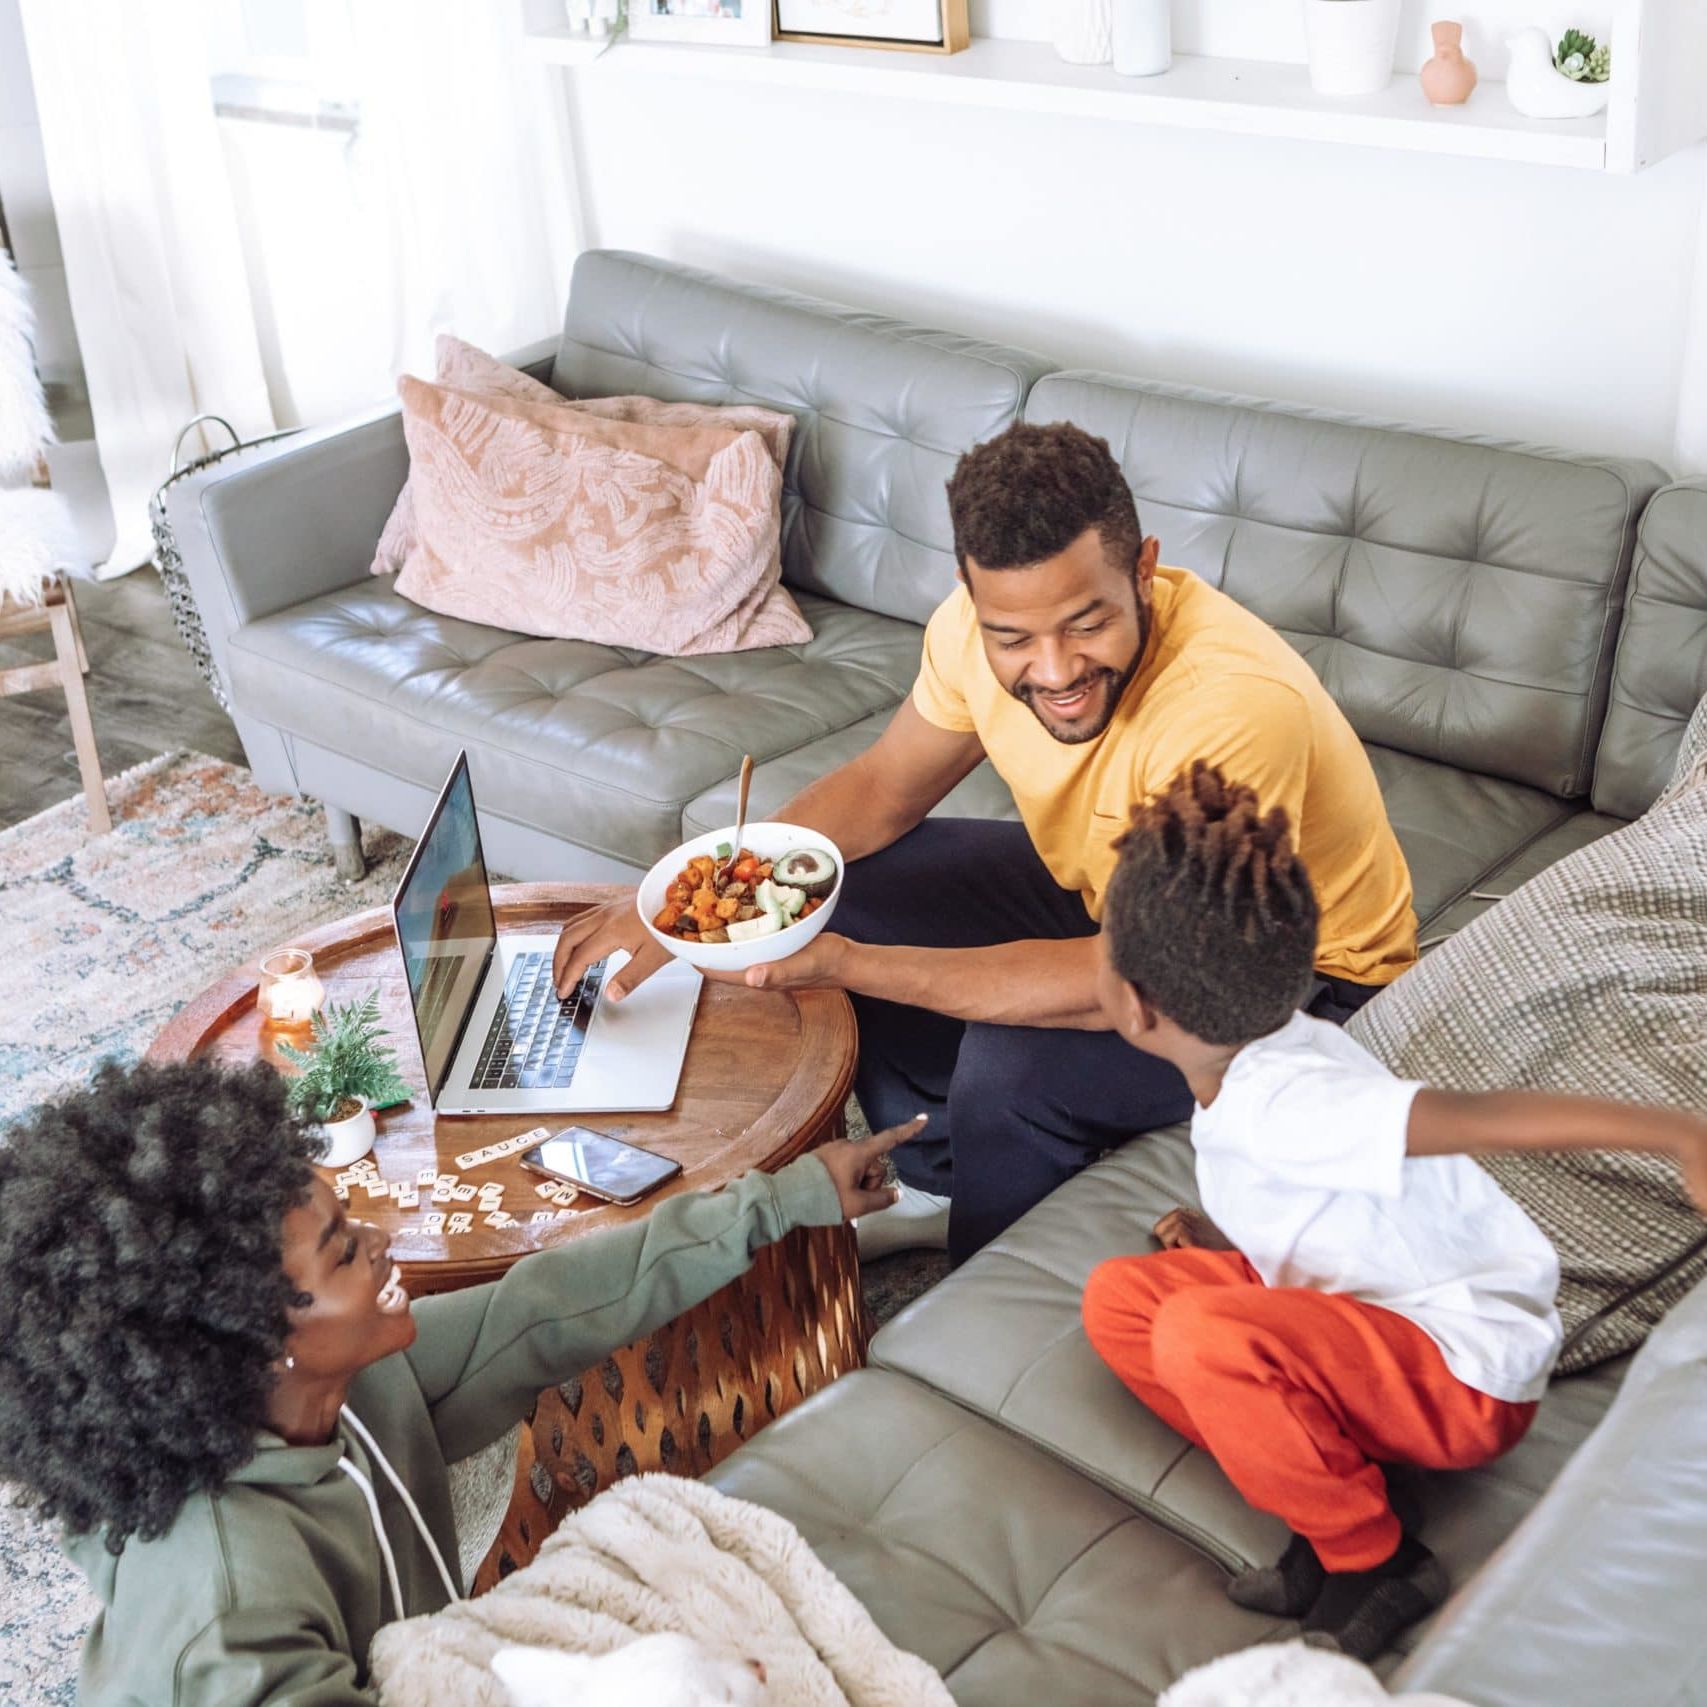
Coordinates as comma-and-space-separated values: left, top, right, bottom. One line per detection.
325, 802, 366, 881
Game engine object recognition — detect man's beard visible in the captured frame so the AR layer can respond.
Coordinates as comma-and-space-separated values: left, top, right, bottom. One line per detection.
1012, 603, 1149, 745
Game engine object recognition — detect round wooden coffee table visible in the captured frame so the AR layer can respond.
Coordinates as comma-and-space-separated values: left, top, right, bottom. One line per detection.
148, 882, 863, 1583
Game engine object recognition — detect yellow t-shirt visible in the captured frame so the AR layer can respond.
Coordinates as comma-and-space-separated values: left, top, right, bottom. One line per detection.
911, 566, 1418, 986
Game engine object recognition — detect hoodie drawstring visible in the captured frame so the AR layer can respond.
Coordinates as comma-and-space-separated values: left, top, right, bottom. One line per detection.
335, 1406, 465, 1618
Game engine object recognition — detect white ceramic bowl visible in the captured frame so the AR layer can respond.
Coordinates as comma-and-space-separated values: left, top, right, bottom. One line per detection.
637, 822, 845, 972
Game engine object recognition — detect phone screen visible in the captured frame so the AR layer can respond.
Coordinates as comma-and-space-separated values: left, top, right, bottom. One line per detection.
522, 1127, 681, 1203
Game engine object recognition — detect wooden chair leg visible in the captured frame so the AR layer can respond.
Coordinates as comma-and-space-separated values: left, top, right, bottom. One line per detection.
48, 588, 111, 834
62, 574, 91, 675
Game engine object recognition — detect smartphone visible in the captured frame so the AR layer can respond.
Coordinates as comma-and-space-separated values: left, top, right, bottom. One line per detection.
520, 1125, 682, 1206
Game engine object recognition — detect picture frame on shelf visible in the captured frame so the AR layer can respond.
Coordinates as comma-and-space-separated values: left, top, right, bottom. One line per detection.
773, 0, 968, 54
626, 0, 771, 48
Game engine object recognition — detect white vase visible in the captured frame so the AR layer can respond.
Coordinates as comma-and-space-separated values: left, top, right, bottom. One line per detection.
1112, 0, 1170, 76
1302, 0, 1402, 96
1053, 0, 1112, 66
318, 1096, 376, 1169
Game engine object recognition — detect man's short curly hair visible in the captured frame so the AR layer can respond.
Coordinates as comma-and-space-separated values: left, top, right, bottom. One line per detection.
1104, 763, 1320, 1046
946, 420, 1141, 574
0, 1059, 322, 1549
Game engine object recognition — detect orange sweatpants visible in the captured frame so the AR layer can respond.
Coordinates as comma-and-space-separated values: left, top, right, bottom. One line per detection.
1081, 1247, 1537, 1570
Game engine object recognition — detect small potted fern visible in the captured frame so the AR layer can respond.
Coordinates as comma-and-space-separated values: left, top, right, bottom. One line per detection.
277, 992, 412, 1166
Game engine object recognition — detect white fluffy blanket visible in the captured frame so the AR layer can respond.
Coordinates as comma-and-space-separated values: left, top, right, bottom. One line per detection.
1160, 1640, 1471, 1707
369, 1474, 954, 1707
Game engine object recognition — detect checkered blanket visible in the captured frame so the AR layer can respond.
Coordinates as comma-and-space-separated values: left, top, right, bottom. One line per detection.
1350, 697, 1707, 1373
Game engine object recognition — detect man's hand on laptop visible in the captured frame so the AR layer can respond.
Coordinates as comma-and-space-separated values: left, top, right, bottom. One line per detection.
813, 1115, 927, 1221
552, 897, 667, 1002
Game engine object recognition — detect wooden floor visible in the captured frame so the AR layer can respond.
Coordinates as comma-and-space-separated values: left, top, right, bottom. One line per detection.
0, 569, 246, 832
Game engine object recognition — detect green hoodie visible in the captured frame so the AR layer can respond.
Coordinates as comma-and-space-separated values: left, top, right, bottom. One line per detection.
65, 1154, 842, 1706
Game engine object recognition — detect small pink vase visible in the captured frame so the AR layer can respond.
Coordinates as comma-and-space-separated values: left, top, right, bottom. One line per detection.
1420, 20, 1477, 105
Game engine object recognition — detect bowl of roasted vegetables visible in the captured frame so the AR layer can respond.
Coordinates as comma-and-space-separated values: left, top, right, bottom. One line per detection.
637, 823, 845, 971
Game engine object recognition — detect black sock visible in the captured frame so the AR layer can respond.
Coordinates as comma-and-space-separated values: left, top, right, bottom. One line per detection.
1226, 1531, 1325, 1616
1300, 1536, 1449, 1662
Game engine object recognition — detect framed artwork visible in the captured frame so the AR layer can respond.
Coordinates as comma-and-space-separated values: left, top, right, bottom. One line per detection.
773, 0, 968, 53
626, 0, 772, 48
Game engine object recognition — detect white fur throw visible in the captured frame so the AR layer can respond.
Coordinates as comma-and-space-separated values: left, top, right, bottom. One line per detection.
0, 486, 79, 607
0, 246, 54, 482
1158, 1639, 1472, 1707
369, 1474, 954, 1707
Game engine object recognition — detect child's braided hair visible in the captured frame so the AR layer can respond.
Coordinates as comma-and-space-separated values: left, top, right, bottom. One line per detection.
1103, 762, 1320, 1045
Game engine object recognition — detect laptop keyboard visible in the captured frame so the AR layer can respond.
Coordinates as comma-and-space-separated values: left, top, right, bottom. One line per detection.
471, 952, 604, 1091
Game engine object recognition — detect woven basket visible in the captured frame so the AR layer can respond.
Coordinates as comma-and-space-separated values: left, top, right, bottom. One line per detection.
472, 1219, 870, 1593
149, 415, 298, 711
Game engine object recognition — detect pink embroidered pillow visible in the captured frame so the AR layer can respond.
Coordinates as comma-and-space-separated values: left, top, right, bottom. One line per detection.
393, 376, 811, 656
371, 335, 796, 579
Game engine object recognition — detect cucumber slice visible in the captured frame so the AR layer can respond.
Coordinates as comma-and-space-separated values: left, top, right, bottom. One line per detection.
725, 912, 782, 943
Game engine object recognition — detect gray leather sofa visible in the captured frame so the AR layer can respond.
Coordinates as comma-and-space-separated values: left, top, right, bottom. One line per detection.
172, 252, 1707, 1701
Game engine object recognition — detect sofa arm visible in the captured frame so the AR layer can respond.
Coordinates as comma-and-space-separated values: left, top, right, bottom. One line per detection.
198, 403, 408, 627
1392, 1279, 1707, 1705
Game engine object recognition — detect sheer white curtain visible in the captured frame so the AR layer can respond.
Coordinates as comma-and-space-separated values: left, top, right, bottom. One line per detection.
17, 0, 275, 576
343, 0, 581, 379
18, 0, 580, 576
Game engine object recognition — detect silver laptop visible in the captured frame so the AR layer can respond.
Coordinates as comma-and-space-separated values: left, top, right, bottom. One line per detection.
391, 753, 701, 1115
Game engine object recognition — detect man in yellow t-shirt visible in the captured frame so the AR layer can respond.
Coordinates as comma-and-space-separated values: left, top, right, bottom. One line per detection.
552, 422, 1417, 1265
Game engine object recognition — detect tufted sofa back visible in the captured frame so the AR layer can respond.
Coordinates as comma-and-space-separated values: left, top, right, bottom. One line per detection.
1026, 373, 1666, 799
1591, 479, 1707, 818
551, 251, 1055, 628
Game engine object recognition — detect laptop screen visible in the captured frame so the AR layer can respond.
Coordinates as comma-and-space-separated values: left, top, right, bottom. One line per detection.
392, 755, 498, 1103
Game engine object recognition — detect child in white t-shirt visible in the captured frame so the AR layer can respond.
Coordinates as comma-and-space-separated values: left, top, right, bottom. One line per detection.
1082, 761, 1707, 1662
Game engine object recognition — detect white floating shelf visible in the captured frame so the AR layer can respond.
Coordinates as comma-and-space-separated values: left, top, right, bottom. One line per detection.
528, 24, 620, 64
526, 32, 1611, 169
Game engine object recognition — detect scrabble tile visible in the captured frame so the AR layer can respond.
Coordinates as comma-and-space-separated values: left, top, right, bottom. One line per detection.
332, 1184, 349, 1202
535, 1182, 559, 1199
430, 1186, 454, 1205
397, 1188, 420, 1209
416, 1166, 437, 1186
421, 1211, 445, 1233
447, 1213, 472, 1235
435, 1173, 459, 1189
530, 1210, 556, 1224
454, 1151, 480, 1171
552, 1188, 578, 1207
478, 1185, 503, 1201
349, 1158, 377, 1176
451, 1183, 477, 1202
388, 1181, 407, 1199
482, 1211, 507, 1228
335, 1171, 360, 1187
364, 1180, 389, 1199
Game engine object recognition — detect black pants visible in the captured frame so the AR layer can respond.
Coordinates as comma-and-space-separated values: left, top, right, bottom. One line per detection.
838, 819, 1378, 1265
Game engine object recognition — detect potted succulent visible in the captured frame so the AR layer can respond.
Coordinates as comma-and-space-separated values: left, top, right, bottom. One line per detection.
1302, 0, 1402, 96
277, 993, 412, 1167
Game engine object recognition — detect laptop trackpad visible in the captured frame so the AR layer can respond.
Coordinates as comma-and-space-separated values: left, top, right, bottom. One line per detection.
566, 948, 702, 1111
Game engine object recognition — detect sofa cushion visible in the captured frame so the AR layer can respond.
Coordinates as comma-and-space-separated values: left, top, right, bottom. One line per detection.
225, 583, 920, 869
1592, 479, 1707, 819
552, 251, 1056, 628
1362, 745, 1576, 926
706, 1368, 1288, 1705
682, 710, 1021, 839
1027, 372, 1665, 798
870, 1128, 1629, 1657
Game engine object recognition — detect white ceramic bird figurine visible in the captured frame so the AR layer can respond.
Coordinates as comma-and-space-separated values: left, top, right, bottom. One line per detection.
1505, 27, 1611, 119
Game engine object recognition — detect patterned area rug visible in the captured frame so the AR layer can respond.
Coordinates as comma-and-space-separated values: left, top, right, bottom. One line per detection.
0, 752, 945, 1701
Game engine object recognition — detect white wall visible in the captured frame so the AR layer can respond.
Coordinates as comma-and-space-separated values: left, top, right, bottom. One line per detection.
562, 32, 1705, 473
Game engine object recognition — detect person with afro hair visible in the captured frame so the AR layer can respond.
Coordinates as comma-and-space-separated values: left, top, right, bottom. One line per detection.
1082, 762, 1707, 1662
0, 1057, 921, 1706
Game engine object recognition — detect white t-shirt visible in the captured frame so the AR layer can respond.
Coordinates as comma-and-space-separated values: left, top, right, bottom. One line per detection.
1190, 1011, 1563, 1404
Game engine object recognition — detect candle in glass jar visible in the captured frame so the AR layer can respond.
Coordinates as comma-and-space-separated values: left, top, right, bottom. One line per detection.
258, 948, 325, 1026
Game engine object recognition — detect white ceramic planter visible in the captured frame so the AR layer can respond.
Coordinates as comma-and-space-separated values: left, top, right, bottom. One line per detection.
318, 1097, 376, 1168
1302, 0, 1401, 96
1053, 0, 1112, 66
1112, 0, 1170, 77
